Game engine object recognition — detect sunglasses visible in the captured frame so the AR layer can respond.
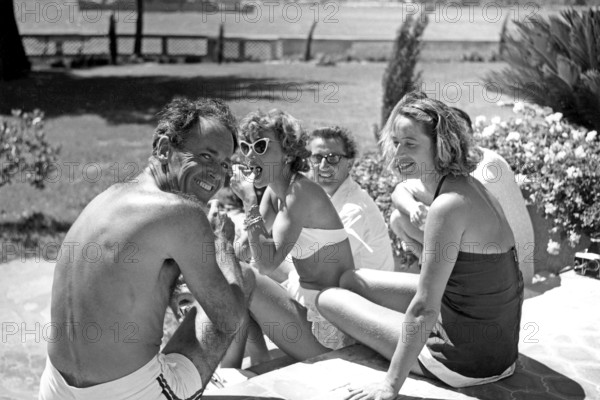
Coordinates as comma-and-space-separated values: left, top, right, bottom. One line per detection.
309, 153, 346, 166
239, 138, 278, 156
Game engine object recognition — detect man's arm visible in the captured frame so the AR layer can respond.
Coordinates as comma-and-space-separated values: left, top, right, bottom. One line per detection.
392, 181, 431, 229
168, 204, 252, 334
391, 180, 428, 214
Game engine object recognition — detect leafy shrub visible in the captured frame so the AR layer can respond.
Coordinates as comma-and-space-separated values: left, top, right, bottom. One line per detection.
380, 10, 429, 129
351, 152, 402, 256
474, 101, 600, 254
1, 109, 60, 189
486, 8, 600, 132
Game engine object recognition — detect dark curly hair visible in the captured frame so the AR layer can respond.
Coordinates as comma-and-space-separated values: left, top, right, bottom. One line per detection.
380, 91, 482, 176
308, 126, 358, 159
239, 109, 310, 173
152, 97, 238, 154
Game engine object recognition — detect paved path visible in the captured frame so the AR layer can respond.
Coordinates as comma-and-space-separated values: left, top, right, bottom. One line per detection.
1, 259, 598, 399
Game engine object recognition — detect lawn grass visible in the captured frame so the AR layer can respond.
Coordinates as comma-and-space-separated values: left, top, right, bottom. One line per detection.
0, 60, 514, 259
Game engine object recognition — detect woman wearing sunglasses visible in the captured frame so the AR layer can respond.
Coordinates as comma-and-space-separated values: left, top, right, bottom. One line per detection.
229, 109, 356, 361
315, 93, 524, 399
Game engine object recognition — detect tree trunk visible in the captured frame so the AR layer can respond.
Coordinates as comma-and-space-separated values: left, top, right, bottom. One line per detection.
0, 0, 31, 81
134, 0, 144, 57
108, 13, 118, 65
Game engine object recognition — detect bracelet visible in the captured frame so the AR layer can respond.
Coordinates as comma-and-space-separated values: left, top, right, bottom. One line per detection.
244, 215, 263, 229
245, 204, 260, 219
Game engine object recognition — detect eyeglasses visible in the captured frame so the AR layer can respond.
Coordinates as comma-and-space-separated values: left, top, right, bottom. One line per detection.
309, 153, 346, 166
239, 138, 278, 156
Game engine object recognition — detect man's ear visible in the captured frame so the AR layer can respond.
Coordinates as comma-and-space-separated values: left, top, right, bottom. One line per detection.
156, 136, 171, 164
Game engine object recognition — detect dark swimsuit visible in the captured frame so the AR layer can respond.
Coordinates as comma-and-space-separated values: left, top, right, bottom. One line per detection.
419, 175, 525, 382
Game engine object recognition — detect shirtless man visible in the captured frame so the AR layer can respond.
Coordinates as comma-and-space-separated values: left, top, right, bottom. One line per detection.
39, 98, 255, 400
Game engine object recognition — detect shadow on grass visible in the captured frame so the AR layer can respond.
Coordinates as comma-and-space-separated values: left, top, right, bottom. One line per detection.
0, 212, 71, 263
0, 70, 321, 124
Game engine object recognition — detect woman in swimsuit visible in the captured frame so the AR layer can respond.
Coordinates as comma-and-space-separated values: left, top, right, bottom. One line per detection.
316, 92, 524, 398
229, 109, 356, 361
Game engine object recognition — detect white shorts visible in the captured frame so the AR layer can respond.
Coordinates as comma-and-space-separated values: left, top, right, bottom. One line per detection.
285, 270, 356, 350
418, 346, 516, 388
38, 353, 203, 400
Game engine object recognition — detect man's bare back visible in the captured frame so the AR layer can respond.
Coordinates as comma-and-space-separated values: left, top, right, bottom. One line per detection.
48, 177, 202, 386
40, 98, 254, 399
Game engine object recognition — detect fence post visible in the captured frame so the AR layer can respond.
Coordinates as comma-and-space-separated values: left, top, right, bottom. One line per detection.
239, 39, 246, 61
161, 36, 168, 56
270, 40, 279, 60
56, 40, 63, 57
207, 37, 217, 62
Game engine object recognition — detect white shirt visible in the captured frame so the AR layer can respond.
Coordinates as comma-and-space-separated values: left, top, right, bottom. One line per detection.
330, 176, 395, 271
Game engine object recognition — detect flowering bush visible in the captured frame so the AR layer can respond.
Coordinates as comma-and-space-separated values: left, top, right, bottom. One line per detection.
351, 152, 402, 256
1, 109, 60, 189
474, 101, 600, 254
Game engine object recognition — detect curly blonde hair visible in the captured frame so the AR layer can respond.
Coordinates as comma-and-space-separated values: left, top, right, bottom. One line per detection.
239, 109, 310, 173
379, 92, 482, 176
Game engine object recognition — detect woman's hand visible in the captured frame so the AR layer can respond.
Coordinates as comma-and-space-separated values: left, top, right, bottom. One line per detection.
230, 164, 257, 207
343, 381, 398, 400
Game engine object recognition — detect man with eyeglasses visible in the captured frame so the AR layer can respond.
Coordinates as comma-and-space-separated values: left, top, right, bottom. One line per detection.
306, 126, 395, 272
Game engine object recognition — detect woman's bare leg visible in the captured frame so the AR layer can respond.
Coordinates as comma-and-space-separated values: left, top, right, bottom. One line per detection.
339, 269, 419, 313
249, 270, 329, 361
315, 287, 424, 376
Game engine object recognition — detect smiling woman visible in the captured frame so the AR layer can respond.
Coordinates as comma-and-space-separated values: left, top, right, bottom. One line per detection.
315, 91, 524, 400
228, 109, 358, 363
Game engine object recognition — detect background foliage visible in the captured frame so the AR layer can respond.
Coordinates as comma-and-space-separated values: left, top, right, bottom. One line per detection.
487, 8, 600, 132
474, 101, 599, 252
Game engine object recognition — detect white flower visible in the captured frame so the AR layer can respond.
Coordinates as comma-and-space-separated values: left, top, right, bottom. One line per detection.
506, 131, 521, 142
481, 125, 496, 137
555, 124, 563, 133
475, 115, 487, 126
32, 117, 43, 126
572, 129, 585, 141
547, 239, 561, 255
514, 174, 529, 188
515, 118, 523, 125
556, 150, 567, 161
586, 130, 597, 142
545, 203, 557, 215
574, 145, 586, 159
513, 101, 525, 113
491, 116, 502, 125
566, 166, 581, 178
524, 141, 536, 152
569, 232, 581, 247
500, 121, 508, 129
545, 112, 563, 124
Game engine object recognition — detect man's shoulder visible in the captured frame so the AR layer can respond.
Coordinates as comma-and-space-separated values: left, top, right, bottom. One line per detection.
130, 189, 210, 230
344, 179, 380, 209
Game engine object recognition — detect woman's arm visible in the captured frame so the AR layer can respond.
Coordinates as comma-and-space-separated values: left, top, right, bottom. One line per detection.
230, 166, 304, 275
347, 193, 468, 400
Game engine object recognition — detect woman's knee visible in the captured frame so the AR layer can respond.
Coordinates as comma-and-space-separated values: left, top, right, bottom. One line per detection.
339, 269, 359, 291
315, 287, 346, 320
390, 209, 412, 238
